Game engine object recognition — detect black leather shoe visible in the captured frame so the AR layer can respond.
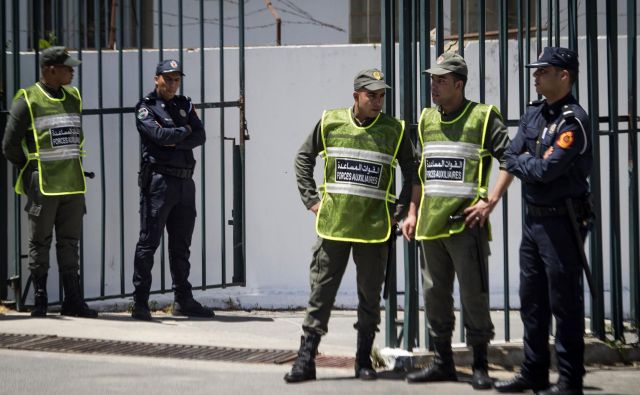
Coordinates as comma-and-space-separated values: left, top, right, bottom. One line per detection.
131, 302, 152, 321
472, 367, 493, 390
406, 364, 457, 383
494, 374, 549, 393
172, 298, 215, 318
537, 383, 583, 395
355, 366, 378, 380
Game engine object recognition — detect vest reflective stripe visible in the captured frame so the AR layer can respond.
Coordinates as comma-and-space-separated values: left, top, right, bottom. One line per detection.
34, 113, 82, 130
424, 181, 478, 198
14, 84, 86, 196
416, 101, 497, 240
325, 146, 396, 165
34, 147, 84, 161
323, 182, 395, 202
316, 107, 404, 243
423, 141, 481, 158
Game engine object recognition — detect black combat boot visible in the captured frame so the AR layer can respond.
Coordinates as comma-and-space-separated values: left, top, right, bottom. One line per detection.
355, 330, 377, 380
172, 297, 214, 318
284, 332, 321, 383
471, 343, 492, 390
60, 273, 98, 318
406, 339, 457, 383
30, 274, 48, 317
131, 293, 152, 321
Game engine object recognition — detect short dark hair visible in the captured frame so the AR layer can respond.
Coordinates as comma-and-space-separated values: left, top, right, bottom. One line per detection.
451, 72, 467, 89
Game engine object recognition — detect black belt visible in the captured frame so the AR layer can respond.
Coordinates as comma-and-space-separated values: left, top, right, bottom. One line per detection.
150, 164, 194, 179
526, 200, 590, 218
526, 203, 568, 217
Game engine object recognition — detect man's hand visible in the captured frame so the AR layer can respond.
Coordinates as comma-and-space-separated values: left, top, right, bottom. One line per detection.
401, 214, 417, 241
463, 199, 493, 228
309, 202, 320, 215
543, 146, 554, 159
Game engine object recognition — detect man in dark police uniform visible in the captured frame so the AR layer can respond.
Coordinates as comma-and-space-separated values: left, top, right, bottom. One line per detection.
132, 59, 213, 321
495, 47, 593, 395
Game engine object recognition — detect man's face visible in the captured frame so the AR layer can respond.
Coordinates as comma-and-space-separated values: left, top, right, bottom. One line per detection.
430, 73, 461, 106
354, 88, 385, 119
155, 72, 182, 100
53, 65, 74, 86
533, 66, 566, 97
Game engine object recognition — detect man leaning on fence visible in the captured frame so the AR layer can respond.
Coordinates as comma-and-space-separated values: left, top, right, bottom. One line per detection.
1, 46, 97, 318
131, 59, 213, 321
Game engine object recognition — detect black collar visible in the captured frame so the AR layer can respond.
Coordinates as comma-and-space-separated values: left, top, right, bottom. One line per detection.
542, 93, 574, 118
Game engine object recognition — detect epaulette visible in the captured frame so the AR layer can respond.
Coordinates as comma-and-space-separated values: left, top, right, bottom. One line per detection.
175, 95, 191, 102
142, 96, 156, 104
527, 99, 544, 106
562, 105, 576, 120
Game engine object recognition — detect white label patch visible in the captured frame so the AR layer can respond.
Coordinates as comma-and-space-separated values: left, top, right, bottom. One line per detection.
50, 126, 81, 147
137, 107, 149, 120
335, 158, 382, 188
425, 157, 465, 181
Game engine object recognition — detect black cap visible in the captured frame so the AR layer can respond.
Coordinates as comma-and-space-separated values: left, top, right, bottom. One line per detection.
526, 47, 579, 71
40, 46, 81, 67
353, 68, 391, 91
156, 59, 185, 76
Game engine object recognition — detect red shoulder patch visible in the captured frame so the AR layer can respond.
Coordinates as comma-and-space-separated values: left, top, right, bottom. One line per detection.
557, 130, 574, 149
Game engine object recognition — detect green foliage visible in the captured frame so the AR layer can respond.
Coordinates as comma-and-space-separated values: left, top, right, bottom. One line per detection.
38, 31, 58, 49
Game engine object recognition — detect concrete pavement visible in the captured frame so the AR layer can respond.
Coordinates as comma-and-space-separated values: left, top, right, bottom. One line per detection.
1, 306, 639, 394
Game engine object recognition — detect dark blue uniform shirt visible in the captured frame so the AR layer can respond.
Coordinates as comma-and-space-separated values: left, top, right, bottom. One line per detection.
505, 94, 592, 206
135, 90, 206, 168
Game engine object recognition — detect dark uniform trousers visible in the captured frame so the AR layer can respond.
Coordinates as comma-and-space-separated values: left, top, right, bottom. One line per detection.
302, 238, 388, 336
419, 227, 495, 346
519, 214, 586, 387
133, 172, 196, 300
25, 170, 84, 277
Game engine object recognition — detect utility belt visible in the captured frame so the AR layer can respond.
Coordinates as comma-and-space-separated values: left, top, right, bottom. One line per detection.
138, 162, 194, 192
149, 164, 194, 179
526, 198, 592, 218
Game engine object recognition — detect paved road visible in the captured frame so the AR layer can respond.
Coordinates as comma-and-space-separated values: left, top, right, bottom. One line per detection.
1, 349, 639, 395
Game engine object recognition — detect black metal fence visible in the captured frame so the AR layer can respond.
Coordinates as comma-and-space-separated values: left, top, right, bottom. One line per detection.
1, 0, 248, 308
382, 0, 639, 349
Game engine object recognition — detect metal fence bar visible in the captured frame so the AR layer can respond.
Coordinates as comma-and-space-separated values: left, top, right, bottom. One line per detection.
159, 0, 163, 60
237, 0, 247, 286
382, 0, 399, 349
606, 0, 624, 341
418, 0, 431, 351
199, 0, 206, 290
118, 0, 125, 295
585, 0, 605, 340
94, 0, 106, 298
77, 0, 85, 293
219, 0, 227, 287
12, 0, 23, 310
553, 0, 559, 46
627, 0, 640, 339
399, 0, 418, 351
479, 0, 485, 104
435, 0, 443, 56
0, 0, 8, 301
546, 0, 552, 46
457, 0, 463, 57
178, 0, 183, 96
498, 0, 511, 342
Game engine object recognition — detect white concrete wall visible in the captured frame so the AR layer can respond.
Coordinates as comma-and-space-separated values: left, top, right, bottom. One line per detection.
5, 36, 639, 317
